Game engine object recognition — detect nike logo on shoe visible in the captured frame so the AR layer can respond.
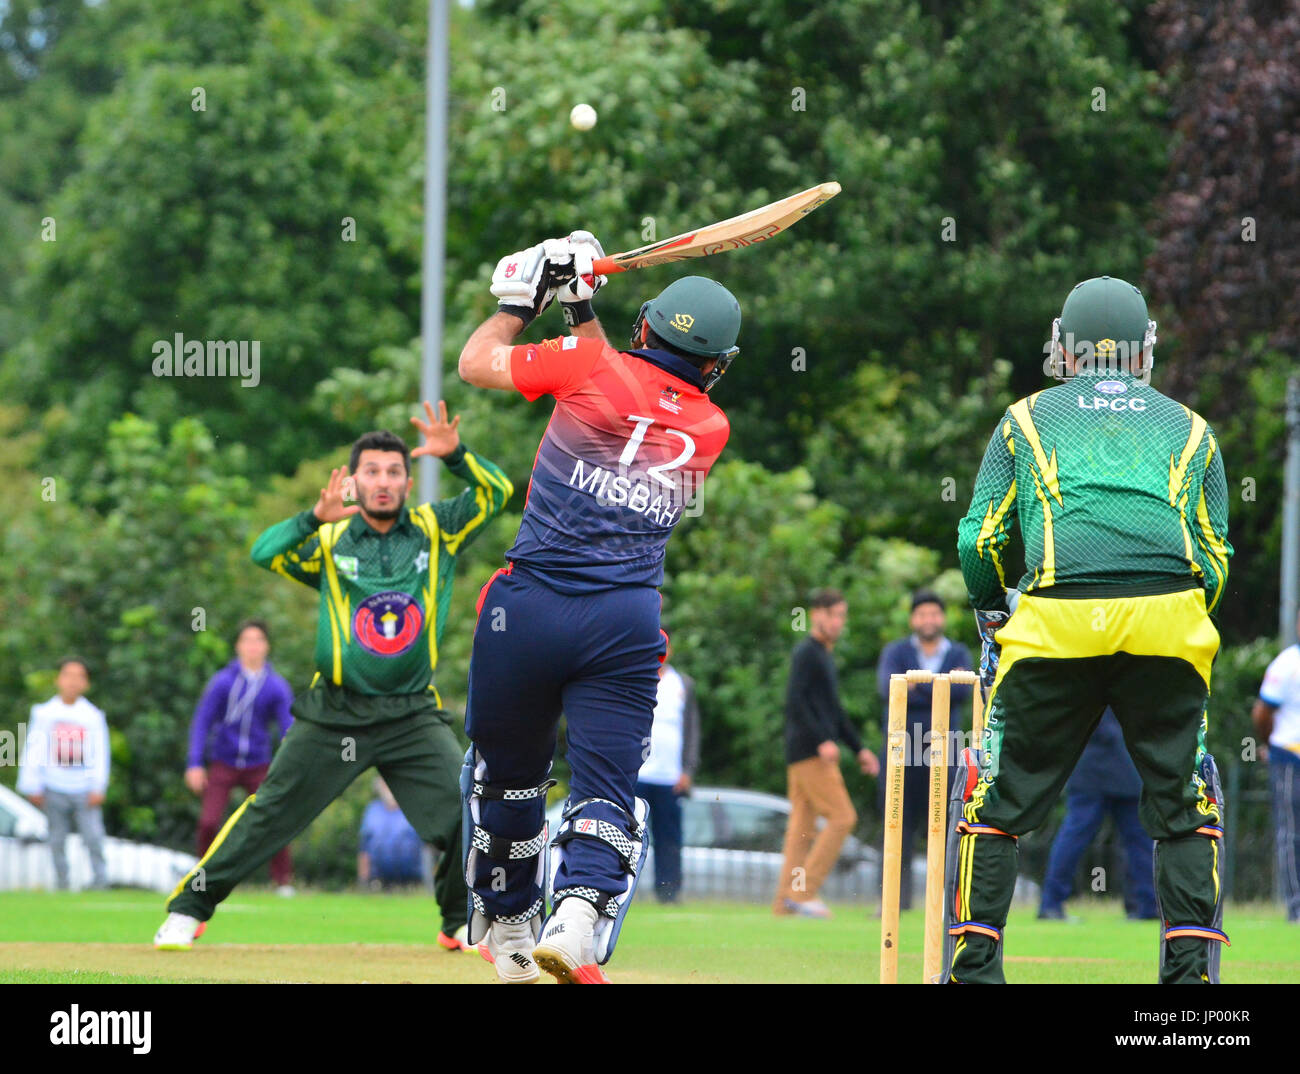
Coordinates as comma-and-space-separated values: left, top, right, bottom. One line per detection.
508, 952, 532, 968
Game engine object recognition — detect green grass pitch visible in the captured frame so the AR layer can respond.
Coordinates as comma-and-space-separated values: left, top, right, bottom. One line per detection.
1, 890, 1296, 983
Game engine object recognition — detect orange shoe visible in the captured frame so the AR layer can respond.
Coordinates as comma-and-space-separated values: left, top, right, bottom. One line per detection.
436, 926, 476, 952
530, 951, 610, 985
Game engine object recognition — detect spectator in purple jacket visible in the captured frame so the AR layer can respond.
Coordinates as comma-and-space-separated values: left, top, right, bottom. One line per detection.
185, 619, 295, 892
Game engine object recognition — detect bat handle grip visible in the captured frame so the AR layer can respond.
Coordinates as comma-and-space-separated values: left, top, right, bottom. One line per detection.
591, 256, 624, 276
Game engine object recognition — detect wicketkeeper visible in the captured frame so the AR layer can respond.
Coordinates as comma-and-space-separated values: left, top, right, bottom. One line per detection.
951, 276, 1232, 984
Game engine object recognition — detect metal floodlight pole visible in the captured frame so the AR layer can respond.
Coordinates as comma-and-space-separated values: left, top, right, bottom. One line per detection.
1282, 375, 1300, 643
419, 0, 450, 506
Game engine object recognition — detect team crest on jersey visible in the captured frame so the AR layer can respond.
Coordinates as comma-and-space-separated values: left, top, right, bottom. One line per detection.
1097, 380, 1127, 394
669, 313, 694, 332
353, 591, 423, 656
659, 387, 683, 414
543, 337, 561, 350
333, 553, 359, 580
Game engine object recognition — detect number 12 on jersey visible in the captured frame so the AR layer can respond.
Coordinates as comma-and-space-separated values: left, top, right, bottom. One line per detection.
619, 415, 696, 488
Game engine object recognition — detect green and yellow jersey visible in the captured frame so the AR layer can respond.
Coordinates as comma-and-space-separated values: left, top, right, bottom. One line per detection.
251, 444, 513, 700
957, 372, 1231, 614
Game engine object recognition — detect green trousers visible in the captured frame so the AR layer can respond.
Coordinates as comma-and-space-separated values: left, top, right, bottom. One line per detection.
168, 689, 467, 934
951, 587, 1226, 984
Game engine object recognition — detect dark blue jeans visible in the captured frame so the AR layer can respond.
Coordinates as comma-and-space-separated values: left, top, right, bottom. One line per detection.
1270, 755, 1300, 921
636, 780, 683, 902
1040, 792, 1157, 916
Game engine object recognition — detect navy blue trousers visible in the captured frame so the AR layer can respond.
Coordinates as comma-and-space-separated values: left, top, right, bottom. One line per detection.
1040, 792, 1157, 916
465, 567, 662, 919
1270, 755, 1300, 921
636, 781, 684, 901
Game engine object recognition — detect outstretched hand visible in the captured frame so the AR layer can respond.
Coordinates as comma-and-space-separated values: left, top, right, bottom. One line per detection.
411, 400, 461, 459
313, 466, 361, 524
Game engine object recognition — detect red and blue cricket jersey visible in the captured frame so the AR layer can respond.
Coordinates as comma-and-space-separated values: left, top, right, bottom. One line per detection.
507, 335, 730, 591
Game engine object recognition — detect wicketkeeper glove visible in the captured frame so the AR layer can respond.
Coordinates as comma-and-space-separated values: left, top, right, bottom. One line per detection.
974, 609, 1010, 691
558, 230, 607, 327
490, 238, 577, 327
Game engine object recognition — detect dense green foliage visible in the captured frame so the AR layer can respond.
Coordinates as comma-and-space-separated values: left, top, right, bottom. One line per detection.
1, 0, 1291, 897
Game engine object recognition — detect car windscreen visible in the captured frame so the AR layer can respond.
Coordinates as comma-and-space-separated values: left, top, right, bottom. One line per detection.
708, 802, 788, 853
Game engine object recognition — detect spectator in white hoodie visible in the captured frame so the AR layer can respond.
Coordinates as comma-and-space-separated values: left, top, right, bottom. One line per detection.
18, 658, 111, 890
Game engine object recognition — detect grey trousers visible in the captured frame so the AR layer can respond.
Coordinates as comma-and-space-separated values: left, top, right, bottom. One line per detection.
45, 790, 107, 889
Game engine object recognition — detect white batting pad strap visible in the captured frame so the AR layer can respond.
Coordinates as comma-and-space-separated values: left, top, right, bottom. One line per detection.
471, 892, 543, 925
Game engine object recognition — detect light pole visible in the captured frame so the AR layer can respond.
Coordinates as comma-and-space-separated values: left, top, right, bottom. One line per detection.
1282, 375, 1300, 642
419, 0, 450, 505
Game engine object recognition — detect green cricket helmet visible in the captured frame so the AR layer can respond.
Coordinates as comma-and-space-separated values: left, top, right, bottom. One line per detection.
631, 275, 741, 392
1049, 275, 1157, 381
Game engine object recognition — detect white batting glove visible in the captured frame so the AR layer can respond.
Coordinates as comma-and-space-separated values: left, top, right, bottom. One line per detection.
559, 231, 606, 328
559, 230, 607, 304
490, 238, 576, 325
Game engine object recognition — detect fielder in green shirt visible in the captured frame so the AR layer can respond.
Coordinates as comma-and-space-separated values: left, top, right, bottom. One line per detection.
154, 401, 513, 953
948, 276, 1232, 984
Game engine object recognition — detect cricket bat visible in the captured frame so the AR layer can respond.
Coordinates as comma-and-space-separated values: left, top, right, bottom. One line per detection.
590, 182, 841, 276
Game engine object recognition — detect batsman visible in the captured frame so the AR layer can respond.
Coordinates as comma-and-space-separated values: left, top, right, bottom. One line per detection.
456, 233, 739, 983
951, 276, 1232, 984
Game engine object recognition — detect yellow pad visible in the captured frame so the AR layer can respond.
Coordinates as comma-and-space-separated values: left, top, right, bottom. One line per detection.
991, 588, 1219, 693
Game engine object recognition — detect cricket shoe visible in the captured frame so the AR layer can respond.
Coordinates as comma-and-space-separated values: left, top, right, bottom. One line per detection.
478, 921, 541, 984
532, 899, 610, 984
436, 924, 478, 953
153, 912, 201, 951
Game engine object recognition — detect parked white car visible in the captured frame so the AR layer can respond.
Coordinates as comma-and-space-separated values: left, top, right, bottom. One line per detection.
0, 784, 197, 893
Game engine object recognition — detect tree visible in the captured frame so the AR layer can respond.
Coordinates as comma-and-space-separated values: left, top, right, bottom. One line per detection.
1145, 0, 1300, 402
0, 412, 309, 846
4, 0, 427, 486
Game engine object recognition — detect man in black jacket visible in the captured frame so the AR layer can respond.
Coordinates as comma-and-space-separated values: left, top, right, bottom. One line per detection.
773, 588, 878, 918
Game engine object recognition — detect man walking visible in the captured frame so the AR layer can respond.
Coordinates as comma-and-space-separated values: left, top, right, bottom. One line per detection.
876, 590, 973, 910
773, 588, 879, 919
185, 619, 295, 893
19, 658, 110, 890
952, 276, 1231, 983
153, 403, 511, 952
